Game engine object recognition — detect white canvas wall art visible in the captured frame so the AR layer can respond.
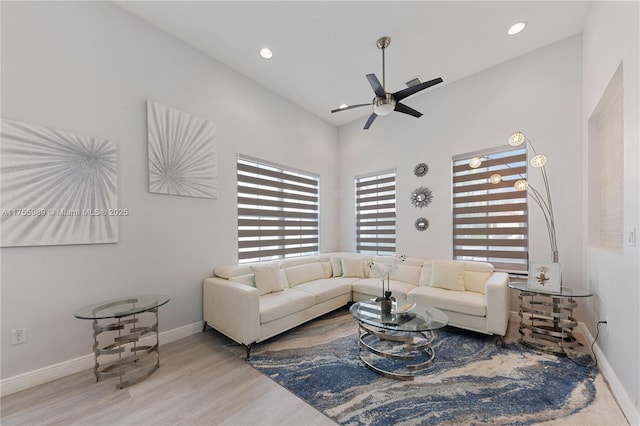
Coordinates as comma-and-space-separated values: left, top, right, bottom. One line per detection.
1, 119, 118, 247
147, 101, 218, 198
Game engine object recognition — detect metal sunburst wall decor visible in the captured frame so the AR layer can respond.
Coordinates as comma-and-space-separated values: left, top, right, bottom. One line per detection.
415, 218, 429, 231
414, 163, 429, 177
410, 186, 433, 208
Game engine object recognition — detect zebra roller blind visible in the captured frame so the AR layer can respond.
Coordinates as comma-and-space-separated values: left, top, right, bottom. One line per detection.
452, 147, 528, 273
237, 156, 319, 263
356, 170, 396, 256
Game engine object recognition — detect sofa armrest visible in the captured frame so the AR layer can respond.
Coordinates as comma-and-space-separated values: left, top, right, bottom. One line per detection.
203, 277, 261, 346
484, 272, 510, 336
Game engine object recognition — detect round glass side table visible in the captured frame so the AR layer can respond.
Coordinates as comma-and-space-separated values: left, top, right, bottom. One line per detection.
74, 295, 170, 388
508, 282, 592, 356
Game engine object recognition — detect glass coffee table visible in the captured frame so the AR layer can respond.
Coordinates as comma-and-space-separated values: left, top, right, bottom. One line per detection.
349, 299, 448, 380
74, 295, 170, 389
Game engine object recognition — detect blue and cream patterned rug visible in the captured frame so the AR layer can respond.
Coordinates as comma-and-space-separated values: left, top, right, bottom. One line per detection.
226, 307, 626, 425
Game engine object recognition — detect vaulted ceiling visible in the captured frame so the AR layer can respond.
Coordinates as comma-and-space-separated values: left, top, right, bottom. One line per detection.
116, 1, 591, 127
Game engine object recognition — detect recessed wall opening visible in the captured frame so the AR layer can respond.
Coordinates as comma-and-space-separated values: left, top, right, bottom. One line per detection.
588, 62, 624, 254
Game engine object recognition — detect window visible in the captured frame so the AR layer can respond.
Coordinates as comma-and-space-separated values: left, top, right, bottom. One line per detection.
452, 147, 528, 273
237, 156, 319, 263
355, 170, 396, 256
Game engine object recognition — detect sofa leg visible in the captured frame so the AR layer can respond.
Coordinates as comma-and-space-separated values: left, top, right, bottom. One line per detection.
202, 321, 208, 332
245, 344, 253, 360
495, 335, 505, 348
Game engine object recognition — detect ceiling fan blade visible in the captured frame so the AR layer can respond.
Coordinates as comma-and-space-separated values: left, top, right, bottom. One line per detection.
366, 74, 386, 98
393, 77, 443, 101
363, 113, 377, 130
330, 103, 372, 113
394, 102, 423, 118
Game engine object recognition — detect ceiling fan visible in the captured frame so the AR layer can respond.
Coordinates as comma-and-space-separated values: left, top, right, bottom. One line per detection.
331, 36, 443, 130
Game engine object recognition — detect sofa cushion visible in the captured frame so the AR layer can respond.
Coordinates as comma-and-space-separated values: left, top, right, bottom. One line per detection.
342, 257, 365, 278
320, 261, 332, 278
284, 263, 325, 286
351, 278, 417, 300
259, 288, 316, 324
464, 271, 491, 294
251, 263, 285, 295
430, 261, 465, 291
408, 286, 486, 317
390, 264, 422, 285
229, 274, 255, 287
295, 278, 353, 303
330, 255, 343, 277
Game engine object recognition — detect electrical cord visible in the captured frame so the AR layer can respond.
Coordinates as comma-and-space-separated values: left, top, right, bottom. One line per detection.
566, 320, 605, 370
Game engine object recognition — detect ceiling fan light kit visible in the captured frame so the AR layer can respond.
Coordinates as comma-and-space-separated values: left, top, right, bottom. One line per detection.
331, 36, 443, 130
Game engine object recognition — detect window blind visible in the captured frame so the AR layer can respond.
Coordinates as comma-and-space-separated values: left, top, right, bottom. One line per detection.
237, 156, 319, 263
452, 147, 528, 272
356, 170, 396, 256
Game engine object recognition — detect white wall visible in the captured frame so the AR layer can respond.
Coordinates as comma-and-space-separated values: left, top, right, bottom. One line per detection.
0, 1, 338, 379
338, 35, 584, 282
582, 1, 640, 420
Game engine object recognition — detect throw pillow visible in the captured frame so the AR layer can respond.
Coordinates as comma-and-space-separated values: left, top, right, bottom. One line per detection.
418, 266, 432, 286
320, 261, 333, 278
330, 256, 343, 277
341, 257, 365, 278
250, 263, 284, 295
430, 261, 465, 291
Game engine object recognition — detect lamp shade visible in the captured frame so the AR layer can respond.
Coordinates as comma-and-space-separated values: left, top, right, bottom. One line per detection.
531, 154, 547, 168
514, 179, 529, 191
469, 157, 482, 168
489, 174, 502, 184
508, 132, 526, 146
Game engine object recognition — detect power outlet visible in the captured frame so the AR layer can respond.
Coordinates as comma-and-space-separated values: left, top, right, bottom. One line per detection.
11, 328, 27, 345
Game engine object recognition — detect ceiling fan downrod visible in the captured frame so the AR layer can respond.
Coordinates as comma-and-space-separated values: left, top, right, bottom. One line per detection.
377, 36, 390, 91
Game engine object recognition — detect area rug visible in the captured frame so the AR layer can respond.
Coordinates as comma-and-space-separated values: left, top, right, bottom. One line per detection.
225, 307, 626, 425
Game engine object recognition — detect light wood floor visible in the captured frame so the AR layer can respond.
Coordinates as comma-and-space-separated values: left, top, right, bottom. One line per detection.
0, 330, 337, 426
0, 320, 621, 426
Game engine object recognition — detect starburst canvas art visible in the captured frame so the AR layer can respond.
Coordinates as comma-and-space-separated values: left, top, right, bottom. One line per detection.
0, 119, 118, 247
147, 101, 218, 199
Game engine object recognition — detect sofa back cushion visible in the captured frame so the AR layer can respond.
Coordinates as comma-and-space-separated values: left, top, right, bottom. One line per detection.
463, 261, 494, 294
390, 264, 422, 285
429, 260, 466, 291
229, 273, 255, 287
284, 263, 325, 286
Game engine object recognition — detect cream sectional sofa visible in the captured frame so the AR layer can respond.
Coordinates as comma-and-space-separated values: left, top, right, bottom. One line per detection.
203, 253, 509, 357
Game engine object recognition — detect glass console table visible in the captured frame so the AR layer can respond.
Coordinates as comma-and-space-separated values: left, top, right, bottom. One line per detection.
508, 282, 592, 356
349, 299, 448, 380
74, 295, 170, 388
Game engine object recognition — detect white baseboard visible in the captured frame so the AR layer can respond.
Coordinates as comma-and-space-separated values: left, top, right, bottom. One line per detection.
579, 323, 639, 425
0, 321, 203, 397
508, 311, 638, 425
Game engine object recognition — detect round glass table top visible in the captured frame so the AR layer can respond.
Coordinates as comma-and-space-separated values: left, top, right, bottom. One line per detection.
350, 299, 448, 332
508, 281, 593, 297
74, 295, 170, 320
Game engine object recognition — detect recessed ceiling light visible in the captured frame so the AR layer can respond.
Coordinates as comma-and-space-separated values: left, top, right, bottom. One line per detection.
259, 47, 273, 59
507, 22, 527, 36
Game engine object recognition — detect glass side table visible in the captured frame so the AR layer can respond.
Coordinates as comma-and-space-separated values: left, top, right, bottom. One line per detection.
74, 295, 170, 388
508, 282, 592, 356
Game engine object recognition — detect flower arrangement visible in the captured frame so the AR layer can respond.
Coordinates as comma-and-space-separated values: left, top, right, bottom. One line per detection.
368, 254, 407, 301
